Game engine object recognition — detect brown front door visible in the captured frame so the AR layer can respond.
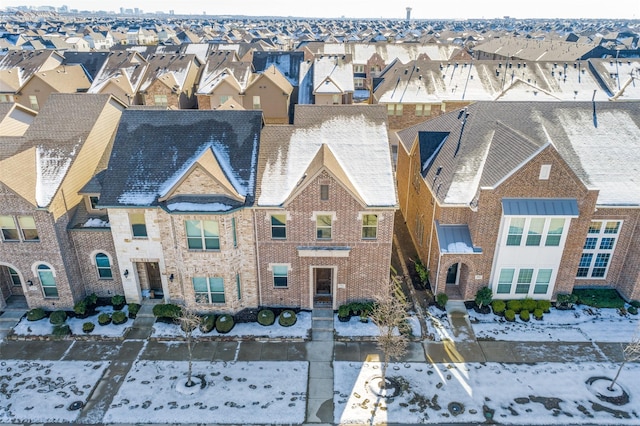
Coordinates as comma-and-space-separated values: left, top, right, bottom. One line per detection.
145, 262, 163, 295
314, 267, 332, 299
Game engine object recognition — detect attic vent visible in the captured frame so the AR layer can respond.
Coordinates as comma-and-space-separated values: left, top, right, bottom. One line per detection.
498, 63, 502, 68
404, 69, 408, 74
435, 166, 442, 176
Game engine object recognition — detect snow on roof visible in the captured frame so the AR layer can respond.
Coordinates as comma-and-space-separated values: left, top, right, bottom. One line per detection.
165, 202, 232, 212
313, 56, 354, 93
35, 145, 74, 207
83, 217, 110, 227
556, 108, 640, 205
258, 111, 395, 207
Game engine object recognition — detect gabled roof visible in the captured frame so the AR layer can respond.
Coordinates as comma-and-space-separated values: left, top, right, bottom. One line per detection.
0, 93, 122, 208
312, 55, 355, 94
248, 65, 293, 94
397, 102, 640, 207
257, 105, 395, 207
139, 53, 200, 92
0, 102, 37, 136
100, 109, 263, 208
88, 50, 148, 94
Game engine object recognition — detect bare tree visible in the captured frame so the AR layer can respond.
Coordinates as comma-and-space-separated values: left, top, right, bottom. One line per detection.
176, 306, 202, 387
369, 281, 410, 389
608, 326, 640, 391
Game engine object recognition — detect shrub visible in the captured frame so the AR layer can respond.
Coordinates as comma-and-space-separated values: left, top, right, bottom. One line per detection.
98, 313, 112, 326
112, 311, 128, 325
504, 309, 516, 322
522, 298, 537, 313
628, 306, 638, 315
127, 303, 141, 319
536, 300, 552, 313
82, 322, 95, 333
629, 300, 640, 309
199, 314, 216, 333
52, 324, 71, 337
111, 294, 126, 310
337, 304, 351, 321
506, 300, 522, 313
85, 293, 98, 307
435, 292, 448, 308
491, 300, 506, 316
533, 309, 544, 320
556, 293, 578, 308
278, 310, 297, 327
475, 287, 493, 308
49, 310, 67, 325
216, 314, 235, 333
152, 303, 182, 319
257, 309, 275, 326
27, 308, 46, 321
414, 257, 429, 284
572, 288, 624, 309
519, 310, 530, 322
74, 299, 88, 316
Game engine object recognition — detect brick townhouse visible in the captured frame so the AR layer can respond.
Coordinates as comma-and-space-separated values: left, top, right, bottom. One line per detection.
0, 94, 126, 310
255, 105, 397, 310
396, 101, 640, 302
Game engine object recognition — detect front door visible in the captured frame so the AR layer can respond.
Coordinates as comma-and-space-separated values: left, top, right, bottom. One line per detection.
146, 262, 163, 296
446, 263, 459, 286
314, 267, 332, 306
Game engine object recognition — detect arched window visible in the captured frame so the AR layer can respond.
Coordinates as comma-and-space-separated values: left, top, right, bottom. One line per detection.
37, 264, 58, 298
95, 253, 113, 279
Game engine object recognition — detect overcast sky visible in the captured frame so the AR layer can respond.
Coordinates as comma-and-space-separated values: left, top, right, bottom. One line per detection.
3, 1, 640, 20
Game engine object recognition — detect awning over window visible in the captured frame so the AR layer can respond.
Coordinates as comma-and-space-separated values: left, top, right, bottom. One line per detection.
502, 198, 579, 217
435, 222, 482, 254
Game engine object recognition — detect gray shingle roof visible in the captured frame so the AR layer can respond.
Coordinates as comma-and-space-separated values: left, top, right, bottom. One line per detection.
397, 101, 640, 206
100, 109, 263, 208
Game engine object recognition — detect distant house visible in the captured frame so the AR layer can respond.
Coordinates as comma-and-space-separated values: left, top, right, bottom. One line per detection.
17, 64, 92, 110
0, 50, 65, 105
244, 65, 293, 124
88, 50, 148, 105
396, 102, 640, 303
139, 52, 201, 108
196, 51, 251, 110
306, 54, 355, 105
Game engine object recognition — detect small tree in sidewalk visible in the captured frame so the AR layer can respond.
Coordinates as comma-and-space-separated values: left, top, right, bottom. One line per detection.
608, 326, 640, 391
369, 280, 410, 390
176, 305, 202, 387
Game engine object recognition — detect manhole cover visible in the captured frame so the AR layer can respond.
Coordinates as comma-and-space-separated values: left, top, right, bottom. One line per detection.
68, 401, 83, 411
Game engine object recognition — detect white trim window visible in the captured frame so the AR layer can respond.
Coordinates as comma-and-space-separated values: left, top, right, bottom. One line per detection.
316, 214, 333, 239
272, 264, 289, 288
361, 214, 378, 239
193, 276, 225, 303
495, 267, 554, 297
95, 253, 113, 279
577, 220, 621, 279
505, 217, 565, 247
185, 220, 220, 250
37, 264, 58, 298
1, 215, 38, 241
270, 214, 287, 239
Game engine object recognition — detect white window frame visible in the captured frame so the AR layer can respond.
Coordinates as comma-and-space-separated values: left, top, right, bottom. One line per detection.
185, 219, 220, 251
35, 263, 58, 298
313, 212, 335, 240
495, 267, 554, 298
193, 276, 225, 304
0, 215, 19, 241
271, 264, 290, 288
153, 94, 168, 106
505, 217, 566, 248
129, 212, 147, 238
576, 220, 622, 279
94, 252, 113, 280
361, 213, 378, 240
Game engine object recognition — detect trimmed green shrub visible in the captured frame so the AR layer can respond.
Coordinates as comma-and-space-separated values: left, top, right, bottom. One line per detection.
85, 293, 98, 307
112, 311, 128, 325
536, 300, 552, 313
278, 310, 297, 327
533, 309, 544, 320
52, 324, 71, 337
522, 298, 537, 313
82, 322, 95, 333
215, 314, 235, 333
629, 300, 640, 309
257, 309, 275, 326
111, 294, 126, 310
506, 300, 522, 313
519, 310, 530, 322
152, 303, 182, 319
98, 313, 112, 326
628, 306, 638, 315
199, 314, 216, 333
475, 286, 493, 308
491, 300, 506, 316
49, 310, 67, 325
127, 303, 141, 319
27, 308, 46, 321
504, 309, 516, 322
436, 292, 448, 308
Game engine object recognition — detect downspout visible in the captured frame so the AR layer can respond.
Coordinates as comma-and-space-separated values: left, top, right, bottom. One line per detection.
253, 209, 263, 306
404, 143, 413, 215
427, 195, 437, 268
434, 253, 442, 296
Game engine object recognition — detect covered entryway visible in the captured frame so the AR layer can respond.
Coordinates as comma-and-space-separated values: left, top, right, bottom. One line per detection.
313, 267, 333, 307
136, 261, 163, 299
0, 265, 25, 301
